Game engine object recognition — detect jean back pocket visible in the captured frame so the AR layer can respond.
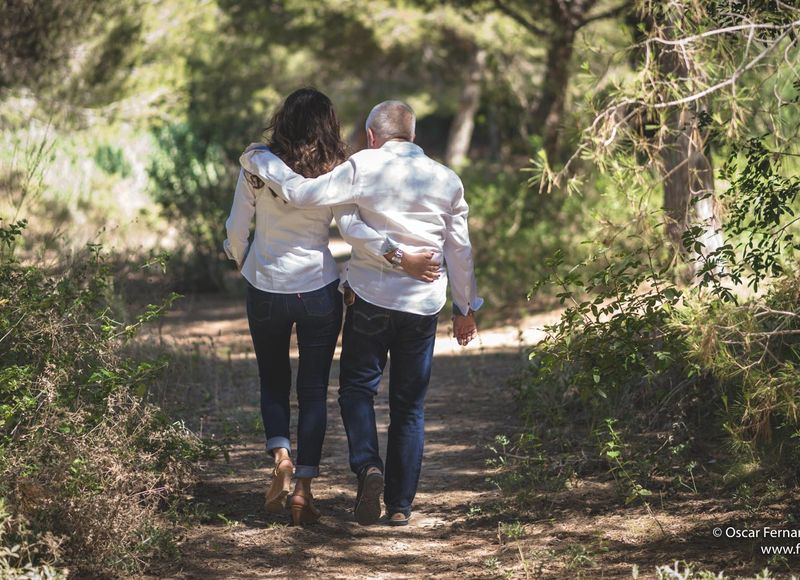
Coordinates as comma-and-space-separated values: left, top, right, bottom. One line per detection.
247, 289, 273, 322
352, 302, 390, 336
300, 284, 338, 317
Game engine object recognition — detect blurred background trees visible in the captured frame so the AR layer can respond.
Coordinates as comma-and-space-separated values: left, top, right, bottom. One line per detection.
4, 0, 798, 315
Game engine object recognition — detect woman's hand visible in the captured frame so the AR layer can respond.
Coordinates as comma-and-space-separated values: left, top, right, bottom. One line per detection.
385, 250, 441, 282
453, 312, 477, 346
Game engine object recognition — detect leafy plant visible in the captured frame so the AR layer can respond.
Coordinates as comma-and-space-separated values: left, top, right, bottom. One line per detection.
599, 419, 653, 504
0, 498, 65, 580
94, 144, 132, 177
513, 132, 800, 507
148, 122, 234, 291
0, 220, 205, 575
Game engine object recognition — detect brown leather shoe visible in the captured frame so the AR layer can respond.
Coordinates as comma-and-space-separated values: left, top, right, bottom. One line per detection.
265, 457, 293, 514
354, 466, 383, 526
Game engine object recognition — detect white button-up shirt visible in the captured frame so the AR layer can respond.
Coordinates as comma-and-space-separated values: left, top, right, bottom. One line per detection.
224, 168, 393, 294
240, 140, 483, 316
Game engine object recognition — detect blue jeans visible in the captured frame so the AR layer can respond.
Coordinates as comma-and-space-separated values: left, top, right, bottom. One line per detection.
246, 280, 343, 479
338, 295, 439, 516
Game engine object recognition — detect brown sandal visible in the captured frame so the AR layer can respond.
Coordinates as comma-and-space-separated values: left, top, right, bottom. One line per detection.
290, 488, 321, 525
265, 458, 293, 514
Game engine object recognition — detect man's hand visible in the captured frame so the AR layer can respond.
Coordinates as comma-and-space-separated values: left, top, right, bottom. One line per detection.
453, 312, 477, 346
384, 250, 441, 282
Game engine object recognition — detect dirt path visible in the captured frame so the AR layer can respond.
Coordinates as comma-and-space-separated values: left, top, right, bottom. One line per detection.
149, 294, 541, 579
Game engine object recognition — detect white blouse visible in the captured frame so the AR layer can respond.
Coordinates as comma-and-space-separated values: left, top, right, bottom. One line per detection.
224, 167, 390, 294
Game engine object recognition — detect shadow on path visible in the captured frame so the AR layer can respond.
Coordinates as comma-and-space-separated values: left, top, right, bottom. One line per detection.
147, 296, 530, 579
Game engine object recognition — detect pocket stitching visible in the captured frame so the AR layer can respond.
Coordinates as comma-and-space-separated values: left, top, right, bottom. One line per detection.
352, 309, 389, 336
303, 296, 335, 317
249, 296, 273, 322
302, 286, 337, 317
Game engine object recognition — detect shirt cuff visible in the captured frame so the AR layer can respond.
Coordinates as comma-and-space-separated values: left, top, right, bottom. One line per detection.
224, 239, 249, 266
452, 297, 484, 317
380, 237, 400, 255
223, 239, 235, 261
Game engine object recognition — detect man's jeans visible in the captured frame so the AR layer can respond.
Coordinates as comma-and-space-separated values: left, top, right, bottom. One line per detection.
339, 295, 439, 517
246, 280, 343, 479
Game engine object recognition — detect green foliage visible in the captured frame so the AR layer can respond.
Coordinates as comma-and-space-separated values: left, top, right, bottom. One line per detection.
148, 123, 234, 291
0, 0, 150, 112
0, 499, 65, 579
486, 432, 569, 504
598, 419, 653, 504
0, 0, 112, 90
93, 144, 132, 177
719, 137, 800, 291
0, 221, 204, 575
513, 133, 800, 505
674, 274, 800, 467
75, 7, 144, 107
464, 163, 598, 319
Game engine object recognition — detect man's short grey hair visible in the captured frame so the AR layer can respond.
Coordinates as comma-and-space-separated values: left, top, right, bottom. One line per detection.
365, 100, 416, 141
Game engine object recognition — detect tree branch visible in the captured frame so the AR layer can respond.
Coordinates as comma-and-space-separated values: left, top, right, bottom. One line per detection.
649, 30, 796, 109
579, 0, 633, 28
643, 20, 800, 47
492, 0, 548, 37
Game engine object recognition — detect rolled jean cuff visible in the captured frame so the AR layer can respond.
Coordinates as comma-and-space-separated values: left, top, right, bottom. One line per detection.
294, 464, 319, 479
266, 436, 291, 454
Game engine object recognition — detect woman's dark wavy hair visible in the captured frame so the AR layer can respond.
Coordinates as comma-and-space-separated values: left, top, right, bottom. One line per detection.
265, 88, 348, 178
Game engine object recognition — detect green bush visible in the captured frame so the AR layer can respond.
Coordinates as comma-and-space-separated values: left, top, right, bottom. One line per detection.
148, 122, 235, 292
0, 219, 204, 575
675, 274, 800, 468
512, 135, 800, 502
94, 144, 132, 177
464, 163, 597, 320
463, 160, 666, 320
0, 498, 65, 579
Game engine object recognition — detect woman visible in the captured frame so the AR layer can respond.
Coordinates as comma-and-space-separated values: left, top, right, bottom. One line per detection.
224, 88, 435, 525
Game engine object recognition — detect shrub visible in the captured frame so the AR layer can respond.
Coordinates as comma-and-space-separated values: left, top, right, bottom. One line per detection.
674, 274, 800, 469
148, 122, 235, 292
94, 144, 132, 177
513, 135, 800, 501
0, 219, 204, 575
463, 163, 598, 320
0, 498, 65, 579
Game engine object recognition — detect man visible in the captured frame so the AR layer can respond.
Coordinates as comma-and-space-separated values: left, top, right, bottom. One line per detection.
240, 100, 482, 526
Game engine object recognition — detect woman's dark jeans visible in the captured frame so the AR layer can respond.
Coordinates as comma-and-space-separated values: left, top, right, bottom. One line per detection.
246, 280, 343, 479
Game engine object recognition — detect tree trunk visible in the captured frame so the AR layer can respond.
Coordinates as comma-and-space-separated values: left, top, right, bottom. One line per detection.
347, 114, 368, 152
657, 13, 723, 275
487, 102, 501, 161
444, 47, 486, 168
531, 26, 575, 163
661, 111, 722, 268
